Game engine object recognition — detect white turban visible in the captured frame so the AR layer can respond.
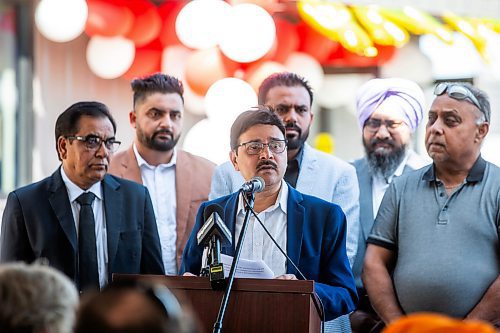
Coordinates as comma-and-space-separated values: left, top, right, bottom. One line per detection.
355, 78, 425, 132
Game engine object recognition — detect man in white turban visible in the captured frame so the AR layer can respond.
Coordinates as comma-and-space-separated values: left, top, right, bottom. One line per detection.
350, 78, 429, 333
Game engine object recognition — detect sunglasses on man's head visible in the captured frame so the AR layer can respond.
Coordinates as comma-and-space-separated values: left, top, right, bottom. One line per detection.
434, 83, 482, 114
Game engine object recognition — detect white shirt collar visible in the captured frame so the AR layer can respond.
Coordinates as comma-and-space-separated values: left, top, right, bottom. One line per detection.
237, 179, 288, 216
133, 143, 177, 169
60, 166, 103, 202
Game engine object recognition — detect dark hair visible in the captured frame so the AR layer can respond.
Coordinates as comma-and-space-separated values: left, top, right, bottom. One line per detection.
74, 280, 197, 333
131, 73, 184, 107
258, 72, 313, 106
55, 101, 116, 159
230, 105, 286, 151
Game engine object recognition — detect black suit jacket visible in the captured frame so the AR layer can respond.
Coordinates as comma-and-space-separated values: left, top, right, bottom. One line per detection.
0, 168, 165, 283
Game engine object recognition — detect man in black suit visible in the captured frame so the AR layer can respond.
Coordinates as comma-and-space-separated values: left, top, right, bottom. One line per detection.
0, 101, 164, 292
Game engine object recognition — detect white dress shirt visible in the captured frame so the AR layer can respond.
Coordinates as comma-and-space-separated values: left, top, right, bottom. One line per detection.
61, 167, 108, 288
372, 153, 409, 216
133, 144, 177, 275
235, 180, 288, 277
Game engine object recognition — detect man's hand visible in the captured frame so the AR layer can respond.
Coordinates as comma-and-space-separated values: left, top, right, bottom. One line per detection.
183, 272, 197, 277
275, 274, 297, 280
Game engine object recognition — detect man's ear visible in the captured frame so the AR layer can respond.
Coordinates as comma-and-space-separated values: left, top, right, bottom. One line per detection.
129, 110, 137, 129
475, 122, 489, 143
230, 150, 240, 171
57, 136, 68, 160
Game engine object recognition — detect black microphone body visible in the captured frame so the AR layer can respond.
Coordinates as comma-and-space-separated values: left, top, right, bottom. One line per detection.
197, 204, 232, 290
240, 176, 265, 194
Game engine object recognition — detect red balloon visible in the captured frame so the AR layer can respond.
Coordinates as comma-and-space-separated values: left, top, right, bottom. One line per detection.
325, 44, 397, 67
85, 0, 134, 37
374, 44, 397, 65
185, 47, 235, 96
271, 18, 299, 63
158, 1, 186, 48
122, 39, 163, 81
125, 0, 162, 47
297, 22, 339, 64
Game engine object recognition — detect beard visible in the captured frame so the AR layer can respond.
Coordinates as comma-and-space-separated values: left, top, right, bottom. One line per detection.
364, 138, 407, 179
285, 122, 309, 150
137, 126, 180, 152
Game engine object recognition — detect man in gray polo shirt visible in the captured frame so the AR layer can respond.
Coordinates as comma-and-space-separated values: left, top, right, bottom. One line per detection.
363, 82, 500, 329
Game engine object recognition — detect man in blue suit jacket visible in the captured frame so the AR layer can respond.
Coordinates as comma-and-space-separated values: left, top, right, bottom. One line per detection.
1, 101, 164, 292
180, 106, 357, 321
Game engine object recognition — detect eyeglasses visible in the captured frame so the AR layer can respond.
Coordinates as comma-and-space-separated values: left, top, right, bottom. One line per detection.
66, 135, 121, 152
434, 83, 482, 113
236, 139, 287, 155
364, 118, 404, 132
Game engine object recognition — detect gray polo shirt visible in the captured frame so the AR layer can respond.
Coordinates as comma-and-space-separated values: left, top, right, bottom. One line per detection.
367, 156, 500, 318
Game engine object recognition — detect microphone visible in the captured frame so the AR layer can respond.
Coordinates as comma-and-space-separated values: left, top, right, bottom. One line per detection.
197, 204, 232, 290
240, 176, 265, 194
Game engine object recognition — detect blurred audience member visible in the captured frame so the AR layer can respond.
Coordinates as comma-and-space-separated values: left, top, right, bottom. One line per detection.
0, 262, 79, 333
75, 279, 198, 333
382, 313, 496, 333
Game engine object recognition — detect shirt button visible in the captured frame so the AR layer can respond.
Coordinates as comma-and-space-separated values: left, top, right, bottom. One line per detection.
439, 193, 444, 197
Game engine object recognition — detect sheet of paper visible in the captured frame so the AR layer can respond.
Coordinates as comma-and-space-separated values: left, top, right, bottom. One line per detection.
220, 254, 274, 279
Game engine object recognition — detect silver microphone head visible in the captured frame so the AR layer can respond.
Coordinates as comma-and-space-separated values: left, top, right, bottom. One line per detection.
251, 176, 265, 193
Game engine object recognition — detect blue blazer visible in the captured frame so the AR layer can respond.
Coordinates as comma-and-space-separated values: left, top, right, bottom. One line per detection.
0, 168, 165, 283
180, 184, 358, 321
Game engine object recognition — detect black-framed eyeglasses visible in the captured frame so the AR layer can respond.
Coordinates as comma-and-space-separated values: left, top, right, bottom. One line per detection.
364, 118, 404, 132
236, 139, 287, 155
66, 135, 121, 152
434, 83, 482, 114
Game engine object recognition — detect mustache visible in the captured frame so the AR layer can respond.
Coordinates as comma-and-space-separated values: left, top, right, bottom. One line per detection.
369, 138, 396, 148
153, 129, 173, 138
256, 159, 278, 171
285, 123, 301, 132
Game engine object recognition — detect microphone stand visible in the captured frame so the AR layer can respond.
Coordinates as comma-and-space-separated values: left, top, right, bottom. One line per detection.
212, 191, 254, 333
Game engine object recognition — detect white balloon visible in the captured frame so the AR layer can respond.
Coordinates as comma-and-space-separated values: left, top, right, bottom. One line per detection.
161, 45, 206, 116
86, 36, 135, 80
219, 4, 276, 63
35, 0, 88, 43
285, 52, 325, 91
205, 78, 257, 126
183, 118, 231, 165
175, 0, 231, 50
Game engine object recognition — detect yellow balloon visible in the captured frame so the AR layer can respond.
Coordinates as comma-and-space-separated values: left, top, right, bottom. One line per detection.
443, 12, 488, 60
379, 6, 454, 44
314, 133, 335, 155
352, 5, 409, 47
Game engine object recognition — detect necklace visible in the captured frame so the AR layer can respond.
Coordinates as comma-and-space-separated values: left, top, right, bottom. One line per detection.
444, 183, 462, 190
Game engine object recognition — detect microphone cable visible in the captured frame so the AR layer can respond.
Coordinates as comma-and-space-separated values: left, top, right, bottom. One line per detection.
241, 192, 326, 333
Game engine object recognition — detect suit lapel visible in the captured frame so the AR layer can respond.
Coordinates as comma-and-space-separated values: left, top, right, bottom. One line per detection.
223, 192, 240, 257
122, 146, 143, 184
48, 168, 78, 251
286, 186, 304, 275
295, 144, 317, 193
102, 175, 123, 265
356, 159, 375, 239
175, 151, 192, 250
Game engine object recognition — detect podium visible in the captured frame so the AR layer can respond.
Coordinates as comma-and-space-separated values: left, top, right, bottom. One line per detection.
114, 274, 322, 333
